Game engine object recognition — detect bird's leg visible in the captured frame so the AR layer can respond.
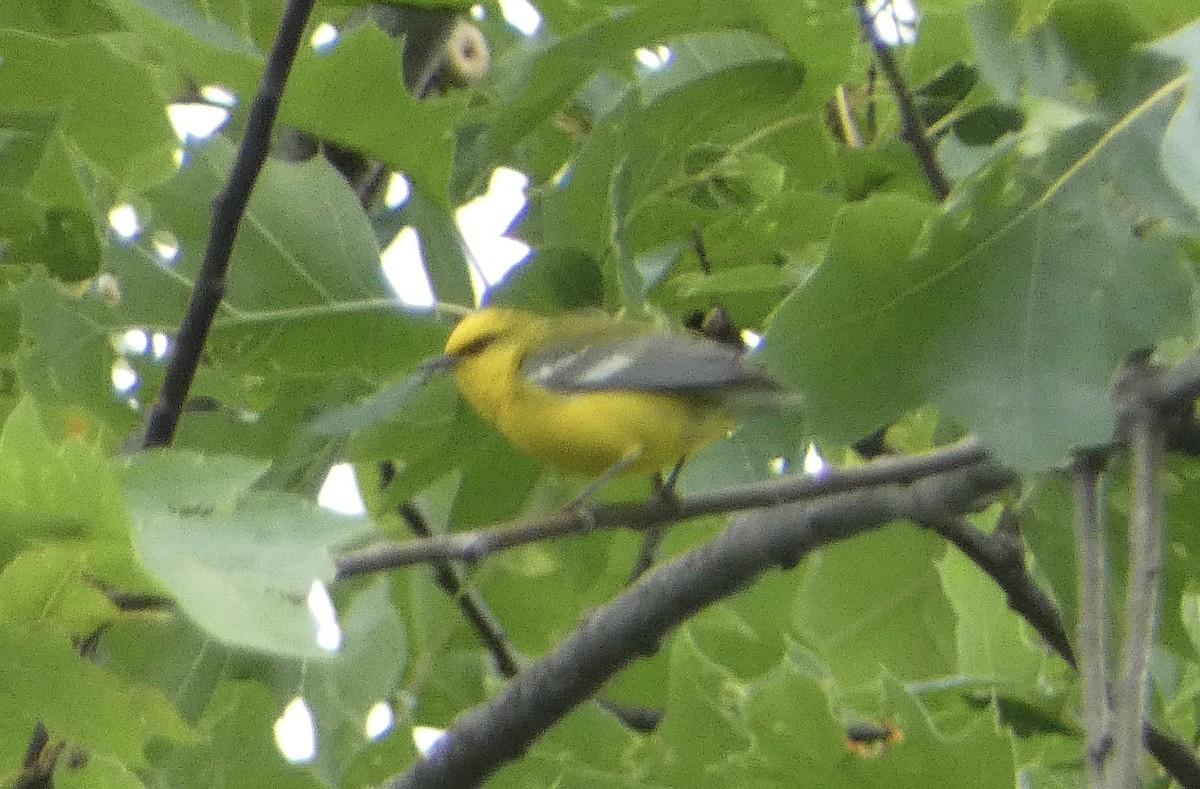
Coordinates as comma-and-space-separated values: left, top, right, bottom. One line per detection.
627, 459, 688, 581
660, 457, 687, 495
563, 447, 644, 512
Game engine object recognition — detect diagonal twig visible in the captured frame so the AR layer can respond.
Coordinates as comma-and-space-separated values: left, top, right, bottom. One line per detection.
142, 0, 317, 449
19, 3, 320, 786
388, 483, 521, 678
925, 509, 1074, 665
924, 506, 1200, 787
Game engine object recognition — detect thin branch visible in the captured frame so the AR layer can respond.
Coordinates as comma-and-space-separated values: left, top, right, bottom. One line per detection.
335, 439, 989, 576
627, 523, 665, 585
922, 502, 1200, 786
1108, 369, 1166, 789
925, 510, 1074, 665
381, 460, 520, 676
395, 497, 521, 678
1155, 350, 1200, 411
1073, 450, 1112, 783
142, 0, 317, 448
855, 0, 951, 200
1143, 726, 1200, 788
13, 723, 54, 789
385, 467, 661, 732
865, 61, 878, 141
382, 462, 1013, 787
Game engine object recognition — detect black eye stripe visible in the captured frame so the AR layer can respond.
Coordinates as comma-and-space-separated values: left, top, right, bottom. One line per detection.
457, 332, 500, 357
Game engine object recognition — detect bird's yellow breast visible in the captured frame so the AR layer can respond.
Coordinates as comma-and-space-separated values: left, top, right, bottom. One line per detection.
444, 307, 744, 477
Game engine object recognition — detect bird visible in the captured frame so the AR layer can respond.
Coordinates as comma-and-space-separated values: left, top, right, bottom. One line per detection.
428, 306, 781, 481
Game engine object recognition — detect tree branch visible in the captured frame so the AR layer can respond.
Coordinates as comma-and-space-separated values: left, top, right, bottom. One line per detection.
395, 496, 522, 678
855, 0, 951, 200
924, 509, 1074, 665
379, 462, 1012, 787
1155, 349, 1200, 411
1108, 357, 1166, 788
336, 439, 989, 577
923, 501, 1200, 786
142, 0, 316, 449
26, 3, 316, 785
1073, 450, 1112, 783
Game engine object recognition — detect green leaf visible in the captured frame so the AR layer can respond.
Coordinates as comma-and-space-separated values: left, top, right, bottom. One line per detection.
514, 96, 631, 266
936, 536, 1045, 683
308, 369, 431, 439
102, 614, 231, 723
919, 67, 1194, 469
148, 679, 325, 789
618, 60, 808, 239
487, 247, 604, 312
650, 629, 752, 782
207, 300, 444, 377
0, 107, 61, 189
769, 48, 1197, 470
110, 0, 265, 55
1019, 477, 1080, 646
0, 29, 176, 188
762, 194, 936, 443
751, 0, 858, 107
130, 139, 385, 317
687, 567, 800, 678
283, 25, 468, 206
390, 187, 475, 307
856, 677, 1017, 788
736, 661, 846, 784
17, 276, 139, 433
106, 137, 446, 378
0, 546, 119, 635
105, 0, 265, 97
1051, 0, 1148, 93
0, 622, 194, 766
0, 0, 123, 35
796, 525, 956, 687
1156, 19, 1200, 209
472, 0, 768, 196
123, 451, 375, 657
304, 578, 408, 785
490, 703, 639, 787
57, 754, 148, 789
0, 399, 134, 572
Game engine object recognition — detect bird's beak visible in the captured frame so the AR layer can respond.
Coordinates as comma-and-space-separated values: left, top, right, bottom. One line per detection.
419, 352, 459, 374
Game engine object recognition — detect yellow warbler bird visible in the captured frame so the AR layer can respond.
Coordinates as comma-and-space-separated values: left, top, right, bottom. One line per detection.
431, 307, 779, 479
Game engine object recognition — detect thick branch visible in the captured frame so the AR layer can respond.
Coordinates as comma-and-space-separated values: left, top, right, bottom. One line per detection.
336, 439, 988, 576
382, 462, 1013, 788
142, 0, 316, 448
